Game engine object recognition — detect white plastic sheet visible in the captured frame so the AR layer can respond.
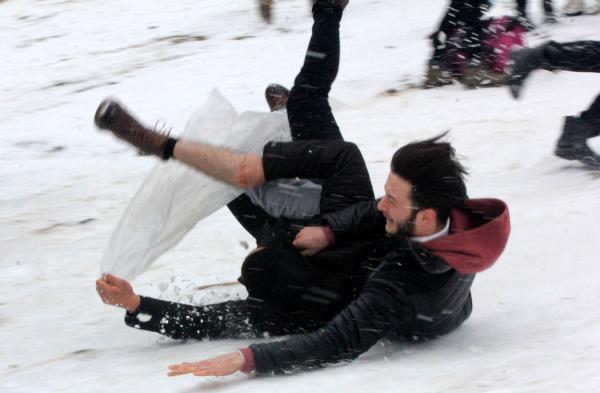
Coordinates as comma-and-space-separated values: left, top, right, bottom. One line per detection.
100, 90, 291, 279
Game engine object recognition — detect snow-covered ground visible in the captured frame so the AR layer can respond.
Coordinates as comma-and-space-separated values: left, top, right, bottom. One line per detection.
2, 0, 600, 391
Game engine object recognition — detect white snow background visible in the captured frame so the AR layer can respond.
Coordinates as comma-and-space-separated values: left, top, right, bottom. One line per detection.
1, 0, 600, 392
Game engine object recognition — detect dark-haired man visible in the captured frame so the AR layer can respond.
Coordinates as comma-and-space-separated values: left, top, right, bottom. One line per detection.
97, 129, 510, 376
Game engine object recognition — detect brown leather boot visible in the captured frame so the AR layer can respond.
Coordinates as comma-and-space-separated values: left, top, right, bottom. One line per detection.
259, 0, 273, 23
94, 99, 172, 159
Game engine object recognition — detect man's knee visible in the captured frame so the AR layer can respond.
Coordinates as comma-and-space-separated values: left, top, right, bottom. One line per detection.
339, 141, 359, 155
240, 247, 310, 300
240, 249, 274, 291
336, 142, 365, 167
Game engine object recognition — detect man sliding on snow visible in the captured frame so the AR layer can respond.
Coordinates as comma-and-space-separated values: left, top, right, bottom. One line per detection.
95, 0, 510, 378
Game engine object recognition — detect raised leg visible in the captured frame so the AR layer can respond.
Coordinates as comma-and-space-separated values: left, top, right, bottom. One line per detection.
542, 41, 600, 72
287, 2, 345, 141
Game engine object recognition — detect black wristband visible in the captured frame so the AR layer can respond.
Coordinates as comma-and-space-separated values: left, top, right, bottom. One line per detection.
163, 137, 178, 160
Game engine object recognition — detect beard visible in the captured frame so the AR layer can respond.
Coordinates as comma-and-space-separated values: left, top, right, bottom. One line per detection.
388, 209, 418, 237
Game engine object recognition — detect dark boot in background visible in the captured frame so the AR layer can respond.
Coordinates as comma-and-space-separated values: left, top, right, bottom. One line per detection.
543, 0, 558, 23
506, 43, 550, 99
555, 116, 600, 168
423, 59, 453, 88
462, 59, 506, 88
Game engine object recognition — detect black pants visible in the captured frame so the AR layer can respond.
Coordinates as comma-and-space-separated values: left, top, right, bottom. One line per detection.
234, 4, 374, 320
432, 0, 488, 61
516, 0, 554, 16
542, 41, 600, 127
286, 3, 343, 141
227, 2, 345, 239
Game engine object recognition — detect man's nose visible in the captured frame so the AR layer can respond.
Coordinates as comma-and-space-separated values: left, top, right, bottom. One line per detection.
376, 198, 385, 212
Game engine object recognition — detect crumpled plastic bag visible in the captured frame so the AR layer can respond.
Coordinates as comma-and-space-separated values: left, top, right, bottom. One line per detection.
100, 89, 291, 279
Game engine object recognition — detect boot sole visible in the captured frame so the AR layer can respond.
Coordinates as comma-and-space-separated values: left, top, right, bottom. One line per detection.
95, 100, 117, 129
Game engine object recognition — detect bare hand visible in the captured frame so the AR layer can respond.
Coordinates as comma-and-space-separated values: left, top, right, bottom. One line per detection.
96, 273, 140, 313
168, 352, 245, 377
293, 226, 334, 256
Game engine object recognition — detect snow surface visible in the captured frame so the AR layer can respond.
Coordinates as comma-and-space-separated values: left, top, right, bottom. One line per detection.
1, 0, 600, 392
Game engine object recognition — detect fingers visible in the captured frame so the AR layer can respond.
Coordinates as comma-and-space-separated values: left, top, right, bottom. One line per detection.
168, 353, 243, 377
300, 249, 315, 257
96, 276, 122, 306
168, 361, 214, 377
96, 278, 110, 294
292, 231, 306, 248
105, 273, 124, 286
96, 279, 115, 304
294, 232, 317, 256
167, 365, 197, 377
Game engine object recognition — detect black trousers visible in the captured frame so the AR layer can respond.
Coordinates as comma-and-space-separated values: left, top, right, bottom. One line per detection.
233, 4, 374, 321
432, 0, 488, 61
286, 3, 343, 141
516, 0, 554, 16
227, 2, 344, 240
542, 41, 600, 127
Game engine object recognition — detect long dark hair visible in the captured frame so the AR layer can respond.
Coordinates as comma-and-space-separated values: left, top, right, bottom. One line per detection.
391, 132, 468, 225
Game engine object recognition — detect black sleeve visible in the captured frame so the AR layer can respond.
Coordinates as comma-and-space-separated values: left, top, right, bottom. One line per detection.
321, 199, 386, 243
124, 296, 261, 340
248, 261, 415, 374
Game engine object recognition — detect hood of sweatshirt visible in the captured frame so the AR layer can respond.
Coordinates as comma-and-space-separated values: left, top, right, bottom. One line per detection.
422, 198, 510, 274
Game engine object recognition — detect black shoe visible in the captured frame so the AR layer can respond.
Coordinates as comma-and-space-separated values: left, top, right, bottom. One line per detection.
505, 44, 546, 99
461, 60, 505, 88
543, 14, 558, 24
555, 116, 600, 168
265, 84, 290, 112
423, 59, 453, 88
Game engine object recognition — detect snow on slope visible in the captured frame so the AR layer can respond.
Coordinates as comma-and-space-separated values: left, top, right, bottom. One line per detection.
1, 0, 600, 392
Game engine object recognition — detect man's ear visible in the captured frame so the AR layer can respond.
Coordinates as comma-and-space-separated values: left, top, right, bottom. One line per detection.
417, 208, 437, 226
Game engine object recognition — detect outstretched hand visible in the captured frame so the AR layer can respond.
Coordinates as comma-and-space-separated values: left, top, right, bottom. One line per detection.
95, 273, 140, 313
293, 226, 334, 256
168, 352, 245, 377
